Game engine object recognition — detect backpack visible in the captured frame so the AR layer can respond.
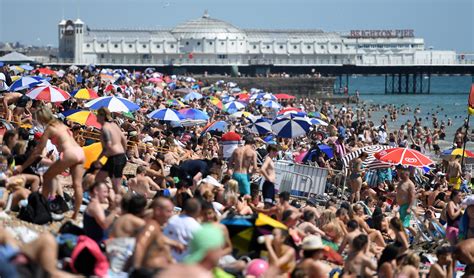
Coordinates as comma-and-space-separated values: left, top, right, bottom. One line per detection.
18, 192, 52, 225
70, 235, 109, 277
49, 193, 72, 214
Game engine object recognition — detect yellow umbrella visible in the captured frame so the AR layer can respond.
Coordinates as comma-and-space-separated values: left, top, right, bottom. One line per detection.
82, 142, 107, 169
11, 76, 21, 82
450, 148, 474, 157
255, 213, 287, 229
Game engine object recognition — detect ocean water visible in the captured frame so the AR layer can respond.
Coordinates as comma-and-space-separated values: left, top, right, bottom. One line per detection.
341, 75, 474, 143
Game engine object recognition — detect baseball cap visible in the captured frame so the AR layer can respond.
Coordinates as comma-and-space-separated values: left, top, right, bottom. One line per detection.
184, 224, 224, 264
301, 235, 325, 251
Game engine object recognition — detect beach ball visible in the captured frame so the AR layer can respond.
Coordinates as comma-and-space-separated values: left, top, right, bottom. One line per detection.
245, 259, 269, 277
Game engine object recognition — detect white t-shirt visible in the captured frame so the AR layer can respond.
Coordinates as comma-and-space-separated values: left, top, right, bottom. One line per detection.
163, 214, 201, 262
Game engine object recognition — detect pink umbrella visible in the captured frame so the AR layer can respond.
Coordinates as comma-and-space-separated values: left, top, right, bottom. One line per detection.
26, 86, 70, 102
294, 151, 308, 163
148, 77, 163, 83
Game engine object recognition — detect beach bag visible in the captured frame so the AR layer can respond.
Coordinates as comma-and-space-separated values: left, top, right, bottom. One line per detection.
70, 235, 109, 277
18, 192, 52, 225
49, 193, 72, 214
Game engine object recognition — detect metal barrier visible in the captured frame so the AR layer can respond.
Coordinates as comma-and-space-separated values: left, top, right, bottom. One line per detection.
274, 160, 328, 199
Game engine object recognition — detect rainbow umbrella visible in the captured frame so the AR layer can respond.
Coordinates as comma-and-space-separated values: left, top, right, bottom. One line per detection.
72, 88, 99, 100
202, 121, 228, 133
65, 110, 101, 129
210, 96, 223, 110
166, 99, 185, 107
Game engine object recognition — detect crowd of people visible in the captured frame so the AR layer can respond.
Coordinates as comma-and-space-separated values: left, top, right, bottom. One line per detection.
0, 63, 473, 277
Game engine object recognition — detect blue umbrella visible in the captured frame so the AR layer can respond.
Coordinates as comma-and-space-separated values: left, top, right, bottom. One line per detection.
179, 108, 209, 120
9, 76, 48, 91
147, 108, 183, 121
20, 64, 34, 71
183, 91, 203, 102
221, 95, 236, 103
85, 96, 140, 112
310, 118, 328, 126
272, 116, 311, 138
248, 118, 272, 135
202, 121, 228, 133
318, 144, 334, 159
262, 100, 281, 110
224, 101, 245, 114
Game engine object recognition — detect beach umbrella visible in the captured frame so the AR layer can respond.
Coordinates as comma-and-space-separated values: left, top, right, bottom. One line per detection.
99, 74, 115, 82
262, 93, 277, 101
262, 100, 282, 110
272, 116, 311, 138
178, 108, 209, 120
318, 144, 334, 159
236, 92, 250, 101
230, 111, 255, 120
26, 85, 70, 102
278, 107, 302, 115
202, 121, 228, 133
249, 93, 264, 102
224, 101, 246, 113
72, 88, 99, 100
441, 148, 474, 157
65, 110, 101, 129
174, 87, 193, 95
85, 96, 140, 112
248, 118, 272, 135
35, 68, 56, 75
310, 118, 328, 126
308, 111, 327, 120
221, 95, 236, 104
20, 64, 34, 71
166, 99, 185, 108
9, 66, 24, 74
183, 91, 203, 102
147, 108, 183, 122
103, 84, 121, 93
342, 145, 393, 171
274, 93, 296, 100
82, 143, 107, 169
210, 96, 223, 110
374, 147, 433, 167
147, 77, 162, 83
9, 76, 48, 91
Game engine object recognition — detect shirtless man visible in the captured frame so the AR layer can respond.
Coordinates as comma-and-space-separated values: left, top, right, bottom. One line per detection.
128, 166, 162, 199
109, 193, 147, 238
447, 155, 462, 190
396, 167, 416, 229
94, 107, 128, 194
228, 134, 258, 197
133, 197, 184, 271
250, 191, 297, 221
338, 220, 361, 254
429, 246, 453, 278
344, 234, 377, 277
260, 144, 278, 206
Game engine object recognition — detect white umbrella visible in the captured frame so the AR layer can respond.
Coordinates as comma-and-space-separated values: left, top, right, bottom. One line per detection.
272, 116, 311, 138
147, 108, 183, 121
85, 96, 140, 112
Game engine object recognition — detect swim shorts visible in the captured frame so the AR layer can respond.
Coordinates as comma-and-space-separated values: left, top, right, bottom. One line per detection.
102, 153, 127, 178
232, 172, 250, 196
399, 203, 411, 228
262, 180, 275, 205
449, 177, 461, 190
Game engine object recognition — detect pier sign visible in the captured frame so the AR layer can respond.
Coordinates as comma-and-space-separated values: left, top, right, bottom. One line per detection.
349, 29, 414, 38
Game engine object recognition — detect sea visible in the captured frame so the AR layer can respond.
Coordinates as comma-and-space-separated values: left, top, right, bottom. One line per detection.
339, 75, 474, 146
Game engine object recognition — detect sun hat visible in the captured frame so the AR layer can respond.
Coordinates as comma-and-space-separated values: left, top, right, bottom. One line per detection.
301, 235, 325, 251
184, 224, 224, 264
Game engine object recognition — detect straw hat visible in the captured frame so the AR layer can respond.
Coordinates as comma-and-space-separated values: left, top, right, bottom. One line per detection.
301, 235, 325, 251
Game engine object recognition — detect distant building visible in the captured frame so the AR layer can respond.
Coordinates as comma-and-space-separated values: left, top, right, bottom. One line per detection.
58, 11, 457, 66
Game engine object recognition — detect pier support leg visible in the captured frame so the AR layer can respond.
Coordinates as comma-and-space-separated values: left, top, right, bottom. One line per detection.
420, 73, 423, 93
346, 74, 349, 93
392, 74, 395, 94
413, 74, 417, 94
398, 73, 402, 94
428, 73, 431, 94
385, 74, 388, 94
405, 74, 409, 94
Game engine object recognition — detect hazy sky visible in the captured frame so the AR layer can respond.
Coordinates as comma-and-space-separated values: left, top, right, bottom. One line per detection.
1, 0, 473, 51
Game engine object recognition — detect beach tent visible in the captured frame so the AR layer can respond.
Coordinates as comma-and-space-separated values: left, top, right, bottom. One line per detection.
0, 52, 35, 64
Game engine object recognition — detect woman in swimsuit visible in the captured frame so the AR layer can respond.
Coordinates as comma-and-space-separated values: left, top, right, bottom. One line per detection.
16, 106, 85, 219
349, 152, 368, 203
446, 190, 463, 245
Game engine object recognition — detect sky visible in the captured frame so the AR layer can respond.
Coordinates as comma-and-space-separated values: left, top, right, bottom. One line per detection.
0, 0, 473, 52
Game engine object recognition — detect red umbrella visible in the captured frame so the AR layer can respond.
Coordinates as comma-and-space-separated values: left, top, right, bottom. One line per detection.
374, 147, 433, 167
35, 68, 56, 75
277, 107, 302, 115
237, 93, 250, 101
274, 93, 296, 100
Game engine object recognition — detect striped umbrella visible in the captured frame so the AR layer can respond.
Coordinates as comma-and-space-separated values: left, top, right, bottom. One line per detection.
10, 76, 49, 91
272, 116, 311, 138
278, 107, 302, 115
342, 145, 393, 171
166, 99, 185, 107
85, 96, 140, 112
210, 96, 223, 110
26, 85, 70, 102
310, 118, 328, 126
65, 110, 101, 129
262, 93, 277, 101
183, 91, 203, 102
72, 88, 99, 100
202, 121, 228, 133
262, 100, 282, 110
224, 101, 246, 113
248, 118, 272, 135
147, 108, 183, 121
178, 108, 209, 120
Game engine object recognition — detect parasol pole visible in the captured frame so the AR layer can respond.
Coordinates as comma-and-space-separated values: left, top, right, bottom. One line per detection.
461, 114, 470, 168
